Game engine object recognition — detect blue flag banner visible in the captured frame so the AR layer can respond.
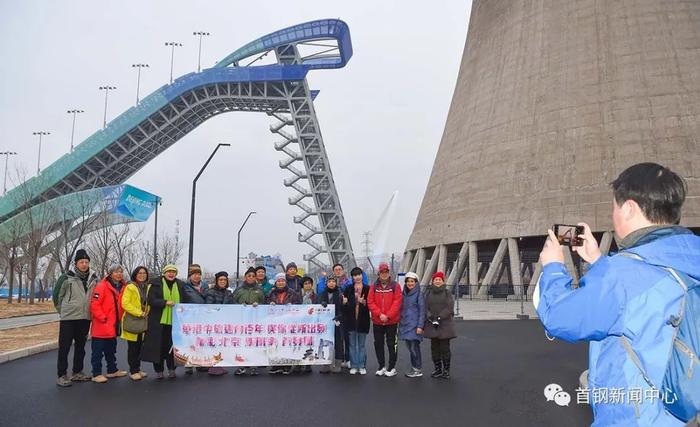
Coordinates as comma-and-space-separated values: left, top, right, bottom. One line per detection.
172, 304, 335, 367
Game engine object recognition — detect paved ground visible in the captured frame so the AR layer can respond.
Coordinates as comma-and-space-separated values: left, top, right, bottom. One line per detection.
0, 313, 59, 330
457, 299, 538, 320
0, 320, 591, 427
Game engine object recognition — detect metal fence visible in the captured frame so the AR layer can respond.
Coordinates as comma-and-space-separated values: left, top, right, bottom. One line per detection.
419, 284, 533, 302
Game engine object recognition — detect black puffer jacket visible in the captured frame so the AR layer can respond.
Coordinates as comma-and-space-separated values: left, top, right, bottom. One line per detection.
204, 286, 234, 304
320, 287, 343, 321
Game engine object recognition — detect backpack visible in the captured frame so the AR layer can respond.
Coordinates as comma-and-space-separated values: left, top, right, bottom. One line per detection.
618, 252, 700, 422
52, 273, 68, 309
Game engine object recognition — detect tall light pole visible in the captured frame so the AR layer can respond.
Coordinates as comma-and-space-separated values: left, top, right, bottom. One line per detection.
164, 41, 183, 83
0, 151, 17, 195
132, 64, 149, 106
153, 197, 162, 273
236, 211, 257, 286
67, 109, 84, 152
98, 86, 116, 129
32, 131, 50, 174
193, 31, 210, 72
187, 143, 231, 266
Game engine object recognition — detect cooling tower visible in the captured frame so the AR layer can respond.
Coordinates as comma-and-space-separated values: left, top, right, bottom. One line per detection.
403, 0, 700, 295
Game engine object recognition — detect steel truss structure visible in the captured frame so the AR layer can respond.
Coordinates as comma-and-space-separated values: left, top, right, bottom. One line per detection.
0, 19, 356, 270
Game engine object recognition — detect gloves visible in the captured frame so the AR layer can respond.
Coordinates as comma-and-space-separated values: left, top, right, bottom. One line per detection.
334, 320, 341, 327
322, 302, 328, 308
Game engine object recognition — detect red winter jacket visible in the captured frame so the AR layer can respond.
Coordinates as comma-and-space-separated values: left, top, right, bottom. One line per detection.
367, 280, 403, 325
90, 278, 123, 338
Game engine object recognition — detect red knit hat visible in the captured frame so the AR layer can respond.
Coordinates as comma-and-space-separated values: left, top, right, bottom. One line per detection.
432, 271, 445, 281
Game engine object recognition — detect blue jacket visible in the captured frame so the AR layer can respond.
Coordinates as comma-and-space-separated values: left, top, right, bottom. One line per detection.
181, 279, 206, 304
399, 285, 426, 341
536, 226, 699, 427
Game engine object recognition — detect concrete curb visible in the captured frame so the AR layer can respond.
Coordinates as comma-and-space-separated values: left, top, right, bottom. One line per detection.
0, 340, 58, 364
0, 310, 57, 320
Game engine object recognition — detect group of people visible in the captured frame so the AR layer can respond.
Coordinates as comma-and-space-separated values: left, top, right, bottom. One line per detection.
53, 253, 457, 387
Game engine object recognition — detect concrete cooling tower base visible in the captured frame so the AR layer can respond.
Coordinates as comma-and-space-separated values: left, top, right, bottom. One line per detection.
403, 0, 700, 296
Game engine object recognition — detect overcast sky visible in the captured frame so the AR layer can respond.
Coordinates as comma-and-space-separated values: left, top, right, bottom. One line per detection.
0, 0, 472, 274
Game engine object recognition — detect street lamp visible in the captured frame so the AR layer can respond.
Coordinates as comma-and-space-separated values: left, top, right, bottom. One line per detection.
187, 143, 231, 266
236, 211, 257, 286
32, 131, 50, 174
132, 64, 149, 106
153, 197, 162, 272
98, 86, 116, 129
193, 31, 210, 73
0, 151, 17, 195
67, 109, 84, 152
164, 41, 183, 83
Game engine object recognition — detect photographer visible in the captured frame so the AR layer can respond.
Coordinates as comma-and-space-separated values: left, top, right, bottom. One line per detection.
423, 272, 456, 379
537, 163, 699, 426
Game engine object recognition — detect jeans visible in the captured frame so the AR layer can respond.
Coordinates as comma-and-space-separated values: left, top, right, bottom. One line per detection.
57, 319, 90, 377
91, 337, 118, 377
373, 323, 398, 370
348, 331, 367, 369
404, 340, 422, 370
127, 336, 143, 374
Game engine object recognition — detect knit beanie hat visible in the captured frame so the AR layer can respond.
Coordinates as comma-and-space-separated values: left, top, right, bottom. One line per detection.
188, 264, 202, 277
274, 273, 287, 283
245, 267, 257, 276
285, 262, 297, 272
74, 249, 90, 263
162, 264, 178, 274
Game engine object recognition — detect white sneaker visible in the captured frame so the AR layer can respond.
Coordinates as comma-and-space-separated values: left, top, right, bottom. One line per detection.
342, 361, 350, 369
375, 367, 387, 376
349, 368, 358, 375
384, 368, 398, 377
359, 368, 367, 375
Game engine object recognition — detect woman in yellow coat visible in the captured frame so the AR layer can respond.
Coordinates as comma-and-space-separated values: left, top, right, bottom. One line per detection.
120, 266, 150, 381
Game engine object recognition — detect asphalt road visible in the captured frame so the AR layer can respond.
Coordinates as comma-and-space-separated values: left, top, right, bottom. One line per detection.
0, 320, 592, 427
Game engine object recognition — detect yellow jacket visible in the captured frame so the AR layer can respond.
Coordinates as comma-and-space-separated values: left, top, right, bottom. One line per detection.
120, 282, 148, 342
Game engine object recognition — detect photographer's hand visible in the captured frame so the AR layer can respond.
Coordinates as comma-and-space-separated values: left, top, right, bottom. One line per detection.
572, 222, 601, 264
540, 229, 565, 266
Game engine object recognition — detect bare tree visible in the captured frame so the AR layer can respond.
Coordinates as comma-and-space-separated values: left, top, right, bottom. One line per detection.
111, 222, 144, 274
151, 230, 182, 274
85, 212, 116, 279
0, 214, 25, 304
46, 190, 104, 274
8, 169, 55, 304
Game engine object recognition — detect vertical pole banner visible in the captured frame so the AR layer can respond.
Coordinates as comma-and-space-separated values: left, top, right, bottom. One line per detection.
172, 304, 335, 367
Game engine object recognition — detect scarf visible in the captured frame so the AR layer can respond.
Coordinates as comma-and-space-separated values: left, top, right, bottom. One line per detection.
354, 285, 364, 320
134, 281, 148, 305
160, 278, 180, 325
75, 268, 90, 290
302, 289, 315, 304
